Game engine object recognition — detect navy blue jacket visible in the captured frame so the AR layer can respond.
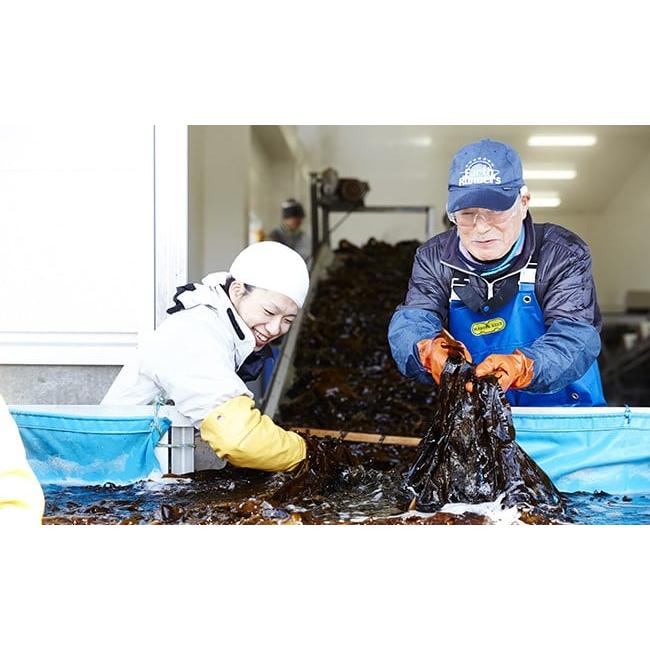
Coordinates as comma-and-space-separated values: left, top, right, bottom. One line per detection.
388, 214, 603, 393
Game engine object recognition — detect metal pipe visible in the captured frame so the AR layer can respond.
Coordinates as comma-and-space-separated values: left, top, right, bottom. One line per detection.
309, 172, 319, 261
323, 207, 330, 247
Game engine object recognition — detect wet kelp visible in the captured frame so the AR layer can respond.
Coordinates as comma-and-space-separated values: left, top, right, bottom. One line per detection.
278, 239, 438, 434
277, 238, 564, 522
404, 343, 565, 520
267, 435, 364, 504
41, 469, 649, 523
41, 239, 569, 524
41, 440, 408, 525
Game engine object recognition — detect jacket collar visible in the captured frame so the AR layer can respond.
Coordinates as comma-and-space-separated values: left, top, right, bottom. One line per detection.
176, 272, 256, 357
441, 212, 536, 278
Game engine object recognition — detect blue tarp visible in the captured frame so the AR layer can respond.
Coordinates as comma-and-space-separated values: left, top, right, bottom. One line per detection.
514, 409, 650, 495
11, 410, 171, 485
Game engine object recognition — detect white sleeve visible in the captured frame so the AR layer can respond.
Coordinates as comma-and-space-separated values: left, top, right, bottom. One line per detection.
139, 308, 253, 427
0, 395, 45, 525
101, 343, 160, 406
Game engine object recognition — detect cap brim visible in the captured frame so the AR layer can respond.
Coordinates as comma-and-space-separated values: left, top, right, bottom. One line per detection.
448, 186, 519, 213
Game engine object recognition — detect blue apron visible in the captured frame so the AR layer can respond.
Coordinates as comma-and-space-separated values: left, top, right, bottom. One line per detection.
446, 227, 605, 406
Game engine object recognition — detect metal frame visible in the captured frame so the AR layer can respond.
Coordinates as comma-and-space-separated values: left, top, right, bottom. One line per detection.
309, 171, 435, 259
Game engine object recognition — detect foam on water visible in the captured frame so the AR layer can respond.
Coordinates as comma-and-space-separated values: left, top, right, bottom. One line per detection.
438, 494, 523, 524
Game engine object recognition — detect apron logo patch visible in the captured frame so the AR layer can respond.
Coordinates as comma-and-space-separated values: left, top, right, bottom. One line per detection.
471, 317, 506, 336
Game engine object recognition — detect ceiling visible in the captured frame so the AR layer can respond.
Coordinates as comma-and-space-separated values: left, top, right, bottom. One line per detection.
307, 125, 650, 218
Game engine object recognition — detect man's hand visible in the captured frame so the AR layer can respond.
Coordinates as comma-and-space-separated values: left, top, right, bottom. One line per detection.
417, 334, 472, 384
474, 350, 534, 392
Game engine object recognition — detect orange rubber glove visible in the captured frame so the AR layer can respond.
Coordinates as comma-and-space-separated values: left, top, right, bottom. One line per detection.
417, 335, 472, 384
474, 350, 535, 392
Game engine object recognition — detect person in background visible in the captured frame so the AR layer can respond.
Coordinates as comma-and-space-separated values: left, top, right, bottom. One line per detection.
388, 138, 605, 407
266, 198, 311, 261
0, 394, 44, 525
102, 242, 311, 472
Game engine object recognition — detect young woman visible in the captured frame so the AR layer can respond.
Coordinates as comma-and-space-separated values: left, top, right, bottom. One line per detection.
102, 241, 310, 472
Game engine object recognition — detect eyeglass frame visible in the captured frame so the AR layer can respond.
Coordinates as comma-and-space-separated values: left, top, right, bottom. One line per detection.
447, 193, 525, 229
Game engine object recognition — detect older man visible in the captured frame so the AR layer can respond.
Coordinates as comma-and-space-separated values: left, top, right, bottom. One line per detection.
388, 138, 605, 406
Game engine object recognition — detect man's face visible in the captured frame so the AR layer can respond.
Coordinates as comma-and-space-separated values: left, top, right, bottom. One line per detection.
454, 193, 529, 261
283, 217, 303, 232
229, 283, 298, 350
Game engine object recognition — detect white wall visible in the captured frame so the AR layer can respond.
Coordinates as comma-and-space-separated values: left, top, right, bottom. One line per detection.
586, 149, 650, 312
545, 151, 650, 313
188, 126, 316, 282
304, 126, 438, 247
250, 126, 313, 241
0, 125, 155, 364
188, 126, 251, 281
249, 129, 278, 235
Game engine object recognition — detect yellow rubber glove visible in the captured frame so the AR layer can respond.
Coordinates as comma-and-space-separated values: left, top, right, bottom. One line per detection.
0, 466, 44, 525
200, 396, 306, 472
0, 395, 45, 525
475, 350, 535, 392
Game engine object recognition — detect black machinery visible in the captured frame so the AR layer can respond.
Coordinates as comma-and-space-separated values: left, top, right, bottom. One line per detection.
309, 167, 435, 260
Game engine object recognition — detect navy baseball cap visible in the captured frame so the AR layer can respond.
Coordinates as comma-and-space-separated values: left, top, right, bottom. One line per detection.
447, 139, 525, 213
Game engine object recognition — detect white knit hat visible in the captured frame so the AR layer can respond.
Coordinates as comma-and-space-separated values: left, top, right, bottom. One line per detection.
229, 241, 310, 308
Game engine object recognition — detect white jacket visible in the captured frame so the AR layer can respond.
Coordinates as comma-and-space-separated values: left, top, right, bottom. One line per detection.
102, 273, 257, 428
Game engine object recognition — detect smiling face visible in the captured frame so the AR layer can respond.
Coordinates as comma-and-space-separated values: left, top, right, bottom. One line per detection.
455, 192, 529, 261
228, 281, 298, 350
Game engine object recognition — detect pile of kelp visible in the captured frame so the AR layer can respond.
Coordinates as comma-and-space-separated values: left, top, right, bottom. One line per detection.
404, 340, 565, 523
272, 238, 565, 524
39, 437, 509, 525
42, 350, 566, 524
42, 421, 564, 524
278, 238, 437, 435
42, 438, 419, 525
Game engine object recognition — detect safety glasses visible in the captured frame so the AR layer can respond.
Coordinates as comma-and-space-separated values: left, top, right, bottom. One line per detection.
448, 195, 522, 228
